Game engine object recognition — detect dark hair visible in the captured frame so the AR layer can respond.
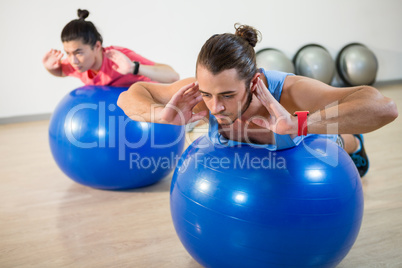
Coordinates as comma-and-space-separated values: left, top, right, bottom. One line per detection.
196, 24, 261, 87
61, 9, 103, 47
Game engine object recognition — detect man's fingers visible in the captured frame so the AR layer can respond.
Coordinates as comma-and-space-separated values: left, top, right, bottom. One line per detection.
52, 49, 62, 56
185, 89, 202, 101
169, 93, 202, 115
170, 82, 199, 104
56, 52, 64, 61
180, 82, 199, 95
255, 78, 276, 101
105, 51, 116, 60
188, 94, 203, 107
184, 86, 200, 97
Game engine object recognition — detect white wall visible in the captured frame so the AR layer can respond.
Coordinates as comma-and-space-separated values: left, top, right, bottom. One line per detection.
1, 0, 401, 118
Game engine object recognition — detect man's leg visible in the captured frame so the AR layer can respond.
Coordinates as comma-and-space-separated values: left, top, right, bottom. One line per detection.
341, 134, 370, 177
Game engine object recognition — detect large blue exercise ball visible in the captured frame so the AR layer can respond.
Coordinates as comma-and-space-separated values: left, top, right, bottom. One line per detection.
293, 44, 336, 84
336, 43, 378, 86
49, 86, 185, 190
170, 135, 363, 268
256, 48, 295, 73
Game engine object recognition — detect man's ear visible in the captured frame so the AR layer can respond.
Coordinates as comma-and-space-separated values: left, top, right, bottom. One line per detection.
94, 40, 102, 51
250, 72, 261, 92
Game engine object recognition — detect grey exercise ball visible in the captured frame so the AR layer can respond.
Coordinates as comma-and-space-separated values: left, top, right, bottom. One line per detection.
256, 48, 295, 73
336, 43, 378, 86
293, 44, 335, 84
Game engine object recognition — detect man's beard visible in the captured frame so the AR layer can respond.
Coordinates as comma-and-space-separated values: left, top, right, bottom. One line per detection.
216, 90, 253, 126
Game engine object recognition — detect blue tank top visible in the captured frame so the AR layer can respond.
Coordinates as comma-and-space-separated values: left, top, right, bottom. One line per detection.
208, 68, 337, 151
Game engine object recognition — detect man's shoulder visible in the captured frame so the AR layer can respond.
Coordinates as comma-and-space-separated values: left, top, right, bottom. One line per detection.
104, 45, 133, 53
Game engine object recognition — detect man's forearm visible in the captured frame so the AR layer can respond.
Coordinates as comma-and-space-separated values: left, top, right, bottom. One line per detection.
137, 64, 179, 83
117, 84, 166, 123
45, 66, 63, 77
307, 87, 398, 134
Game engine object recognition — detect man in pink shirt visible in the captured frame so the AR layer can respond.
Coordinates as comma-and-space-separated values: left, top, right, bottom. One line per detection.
42, 9, 179, 87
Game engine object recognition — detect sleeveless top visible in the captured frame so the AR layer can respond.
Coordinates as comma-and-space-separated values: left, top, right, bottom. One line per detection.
208, 68, 338, 151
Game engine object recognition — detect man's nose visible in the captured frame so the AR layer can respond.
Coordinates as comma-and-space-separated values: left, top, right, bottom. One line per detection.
210, 97, 224, 114
72, 56, 79, 64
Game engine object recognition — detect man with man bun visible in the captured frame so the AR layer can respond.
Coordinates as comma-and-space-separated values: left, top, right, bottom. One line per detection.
117, 24, 398, 177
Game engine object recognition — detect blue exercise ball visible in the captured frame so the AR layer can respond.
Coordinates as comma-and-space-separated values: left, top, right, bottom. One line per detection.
170, 135, 363, 268
49, 86, 185, 190
293, 44, 335, 84
336, 43, 378, 86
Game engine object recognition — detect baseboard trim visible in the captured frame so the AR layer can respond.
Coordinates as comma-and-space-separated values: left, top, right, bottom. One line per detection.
0, 113, 51, 125
374, 79, 402, 87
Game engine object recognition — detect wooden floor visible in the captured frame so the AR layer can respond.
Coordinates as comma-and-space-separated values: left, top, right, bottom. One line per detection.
1, 83, 401, 268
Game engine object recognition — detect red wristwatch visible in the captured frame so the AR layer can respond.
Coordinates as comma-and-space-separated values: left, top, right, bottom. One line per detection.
294, 111, 309, 136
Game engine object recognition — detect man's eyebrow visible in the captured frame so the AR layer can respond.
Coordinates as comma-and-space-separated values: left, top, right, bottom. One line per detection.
198, 89, 237, 95
198, 89, 209, 94
66, 48, 83, 53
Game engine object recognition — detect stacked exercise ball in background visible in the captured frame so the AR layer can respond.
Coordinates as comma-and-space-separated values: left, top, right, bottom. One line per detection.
293, 44, 335, 85
336, 43, 379, 86
256, 43, 378, 86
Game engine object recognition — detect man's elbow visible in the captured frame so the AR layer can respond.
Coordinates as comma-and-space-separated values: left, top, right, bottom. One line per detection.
368, 86, 398, 126
383, 98, 398, 124
166, 72, 180, 83
117, 90, 129, 112
375, 93, 399, 127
